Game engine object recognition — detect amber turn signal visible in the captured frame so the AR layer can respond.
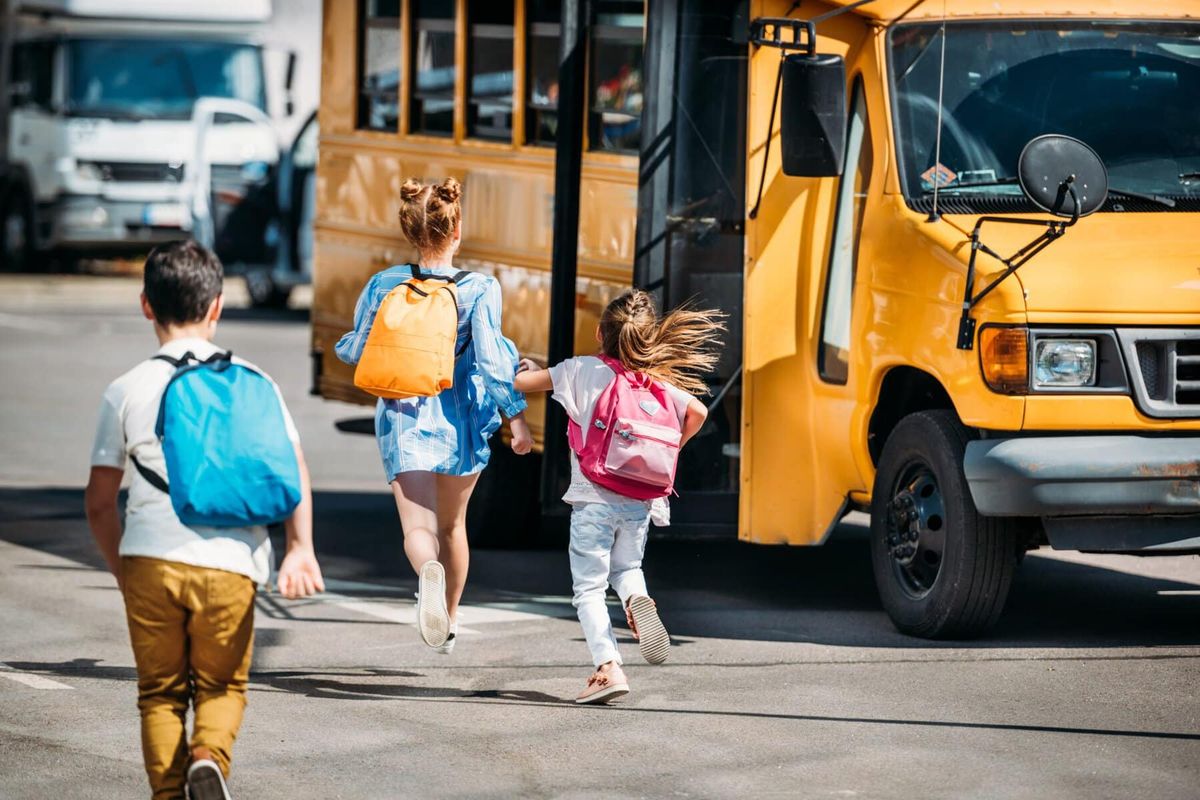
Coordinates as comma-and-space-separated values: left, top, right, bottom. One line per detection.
980, 327, 1029, 394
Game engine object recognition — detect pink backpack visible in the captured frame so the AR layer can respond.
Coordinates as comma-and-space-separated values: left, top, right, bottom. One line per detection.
567, 355, 683, 500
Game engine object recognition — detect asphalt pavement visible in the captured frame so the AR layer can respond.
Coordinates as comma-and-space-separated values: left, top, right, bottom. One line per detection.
0, 274, 1197, 800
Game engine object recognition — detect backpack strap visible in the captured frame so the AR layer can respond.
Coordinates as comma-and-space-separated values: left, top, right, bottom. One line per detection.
452, 270, 471, 283
129, 454, 169, 495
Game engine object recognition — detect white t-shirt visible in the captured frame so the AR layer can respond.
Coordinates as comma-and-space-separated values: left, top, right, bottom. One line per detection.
548, 356, 694, 526
90, 337, 299, 585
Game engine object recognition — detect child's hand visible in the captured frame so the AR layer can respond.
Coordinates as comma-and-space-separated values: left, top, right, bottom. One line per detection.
277, 547, 326, 599
517, 357, 541, 374
510, 415, 534, 455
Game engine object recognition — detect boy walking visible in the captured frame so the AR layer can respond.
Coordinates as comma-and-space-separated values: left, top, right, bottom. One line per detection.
85, 241, 324, 800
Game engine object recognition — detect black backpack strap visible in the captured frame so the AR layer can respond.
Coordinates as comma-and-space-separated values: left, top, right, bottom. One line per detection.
129, 454, 169, 494
456, 333, 472, 357
410, 263, 423, 280
452, 270, 471, 283
153, 354, 184, 368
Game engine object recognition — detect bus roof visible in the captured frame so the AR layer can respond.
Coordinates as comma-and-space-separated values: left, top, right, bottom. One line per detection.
16, 0, 271, 22
823, 0, 1200, 24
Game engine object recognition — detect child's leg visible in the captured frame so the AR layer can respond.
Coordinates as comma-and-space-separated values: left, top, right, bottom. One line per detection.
569, 504, 622, 667
121, 557, 191, 800
434, 472, 481, 621
391, 471, 440, 572
187, 564, 257, 779
608, 505, 652, 606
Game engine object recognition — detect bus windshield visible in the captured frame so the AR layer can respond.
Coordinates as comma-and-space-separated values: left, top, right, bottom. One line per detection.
67, 39, 266, 121
890, 21, 1200, 203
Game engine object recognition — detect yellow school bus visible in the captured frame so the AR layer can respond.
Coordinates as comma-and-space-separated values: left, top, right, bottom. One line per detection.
312, 0, 1200, 637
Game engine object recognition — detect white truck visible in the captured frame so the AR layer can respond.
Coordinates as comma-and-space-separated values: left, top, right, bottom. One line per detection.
0, 0, 315, 302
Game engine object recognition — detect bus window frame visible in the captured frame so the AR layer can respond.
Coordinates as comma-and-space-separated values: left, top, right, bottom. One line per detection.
817, 74, 872, 386
356, 0, 402, 133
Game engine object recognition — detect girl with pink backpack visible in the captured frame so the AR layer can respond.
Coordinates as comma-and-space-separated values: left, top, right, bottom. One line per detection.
514, 290, 724, 704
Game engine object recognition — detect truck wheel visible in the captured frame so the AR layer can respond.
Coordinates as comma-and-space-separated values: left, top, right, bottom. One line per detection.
0, 188, 35, 272
870, 409, 1019, 638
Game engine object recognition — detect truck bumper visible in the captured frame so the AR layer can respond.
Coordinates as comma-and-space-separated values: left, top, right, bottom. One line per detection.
46, 196, 189, 250
964, 436, 1200, 552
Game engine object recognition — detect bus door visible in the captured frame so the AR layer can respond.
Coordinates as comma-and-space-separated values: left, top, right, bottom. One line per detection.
634, 0, 748, 532
740, 7, 875, 545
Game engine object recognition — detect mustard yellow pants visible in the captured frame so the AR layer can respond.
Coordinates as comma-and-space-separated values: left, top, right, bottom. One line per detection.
121, 556, 256, 800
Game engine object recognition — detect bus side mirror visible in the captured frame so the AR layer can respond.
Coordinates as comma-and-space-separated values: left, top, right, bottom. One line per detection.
780, 53, 847, 177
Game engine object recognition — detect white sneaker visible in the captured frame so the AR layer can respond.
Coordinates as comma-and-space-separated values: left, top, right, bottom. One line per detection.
186, 759, 232, 800
434, 620, 458, 655
416, 560, 450, 647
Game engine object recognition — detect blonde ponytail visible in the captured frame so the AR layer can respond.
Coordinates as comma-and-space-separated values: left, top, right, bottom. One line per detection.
599, 290, 726, 395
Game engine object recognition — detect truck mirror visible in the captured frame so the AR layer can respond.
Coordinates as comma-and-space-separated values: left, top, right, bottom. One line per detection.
780, 52, 846, 177
1017, 134, 1108, 218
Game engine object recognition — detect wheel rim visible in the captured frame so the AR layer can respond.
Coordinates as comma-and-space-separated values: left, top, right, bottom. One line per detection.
885, 461, 947, 600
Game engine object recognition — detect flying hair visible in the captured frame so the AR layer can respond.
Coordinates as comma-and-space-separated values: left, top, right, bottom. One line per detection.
599, 290, 726, 395
398, 176, 463, 256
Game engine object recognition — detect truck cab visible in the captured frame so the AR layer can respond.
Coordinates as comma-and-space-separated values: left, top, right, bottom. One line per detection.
0, 0, 293, 271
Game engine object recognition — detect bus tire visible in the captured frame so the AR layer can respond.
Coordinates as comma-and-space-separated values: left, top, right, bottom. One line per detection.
466, 441, 542, 549
0, 185, 35, 273
869, 409, 1019, 639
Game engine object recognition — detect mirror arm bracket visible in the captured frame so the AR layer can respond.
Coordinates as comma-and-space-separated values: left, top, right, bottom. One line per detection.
955, 192, 1079, 351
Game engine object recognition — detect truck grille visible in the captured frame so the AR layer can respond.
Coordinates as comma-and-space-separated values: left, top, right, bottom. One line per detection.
84, 161, 184, 183
1121, 329, 1200, 418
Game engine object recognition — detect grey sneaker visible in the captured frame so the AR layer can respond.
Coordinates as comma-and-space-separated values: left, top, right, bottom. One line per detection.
186, 759, 232, 800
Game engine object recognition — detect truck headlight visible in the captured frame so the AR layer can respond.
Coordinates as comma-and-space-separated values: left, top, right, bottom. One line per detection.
1034, 339, 1096, 388
75, 161, 105, 182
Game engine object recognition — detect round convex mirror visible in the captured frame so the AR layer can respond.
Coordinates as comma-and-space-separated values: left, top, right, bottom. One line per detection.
1018, 135, 1108, 217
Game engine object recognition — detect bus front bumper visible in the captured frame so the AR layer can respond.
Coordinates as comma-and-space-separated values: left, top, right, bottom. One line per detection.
964, 436, 1200, 552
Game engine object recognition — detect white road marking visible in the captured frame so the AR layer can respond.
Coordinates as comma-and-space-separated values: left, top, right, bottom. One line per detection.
0, 663, 74, 690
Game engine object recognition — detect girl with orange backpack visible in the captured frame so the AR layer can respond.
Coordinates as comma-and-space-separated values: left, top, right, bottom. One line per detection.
514, 290, 724, 703
335, 177, 532, 653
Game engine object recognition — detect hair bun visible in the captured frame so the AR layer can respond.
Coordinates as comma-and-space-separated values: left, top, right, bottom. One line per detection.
400, 178, 426, 203
433, 177, 462, 205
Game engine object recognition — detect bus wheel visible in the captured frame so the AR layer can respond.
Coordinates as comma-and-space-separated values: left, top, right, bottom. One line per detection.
870, 409, 1018, 639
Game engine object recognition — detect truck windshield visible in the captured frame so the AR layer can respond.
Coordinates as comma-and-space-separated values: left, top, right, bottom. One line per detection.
66, 39, 266, 121
890, 21, 1200, 204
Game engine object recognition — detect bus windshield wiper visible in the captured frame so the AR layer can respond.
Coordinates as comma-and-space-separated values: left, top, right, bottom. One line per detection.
1106, 186, 1175, 208
920, 177, 1018, 194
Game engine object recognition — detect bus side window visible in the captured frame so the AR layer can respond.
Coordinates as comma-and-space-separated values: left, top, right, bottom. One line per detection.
466, 0, 515, 141
411, 0, 457, 137
589, 1, 644, 153
357, 0, 401, 131
526, 0, 561, 147
818, 79, 872, 385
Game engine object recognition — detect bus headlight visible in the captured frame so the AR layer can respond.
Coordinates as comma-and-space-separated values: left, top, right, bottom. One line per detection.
1034, 339, 1096, 388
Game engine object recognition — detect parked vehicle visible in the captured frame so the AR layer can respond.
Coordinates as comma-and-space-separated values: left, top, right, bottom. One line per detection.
309, 0, 1200, 637
0, 0, 312, 293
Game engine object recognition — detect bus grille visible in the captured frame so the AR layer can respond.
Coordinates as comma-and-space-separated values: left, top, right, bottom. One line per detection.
1122, 330, 1200, 418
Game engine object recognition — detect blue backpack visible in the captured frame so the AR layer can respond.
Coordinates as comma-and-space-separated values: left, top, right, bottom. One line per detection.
131, 350, 302, 528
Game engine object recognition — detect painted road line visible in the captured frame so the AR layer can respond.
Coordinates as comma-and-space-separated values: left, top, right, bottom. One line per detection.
0, 663, 73, 690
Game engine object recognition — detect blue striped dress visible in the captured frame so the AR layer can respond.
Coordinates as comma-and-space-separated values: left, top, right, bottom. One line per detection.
335, 264, 527, 480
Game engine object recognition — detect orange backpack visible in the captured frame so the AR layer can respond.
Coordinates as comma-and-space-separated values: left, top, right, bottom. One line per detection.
353, 267, 470, 399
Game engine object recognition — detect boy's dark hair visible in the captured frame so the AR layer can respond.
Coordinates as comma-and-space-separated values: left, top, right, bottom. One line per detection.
143, 240, 224, 326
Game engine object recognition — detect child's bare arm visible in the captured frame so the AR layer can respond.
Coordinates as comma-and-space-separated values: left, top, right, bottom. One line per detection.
513, 358, 553, 393
680, 397, 708, 448
277, 443, 325, 599
85, 466, 124, 583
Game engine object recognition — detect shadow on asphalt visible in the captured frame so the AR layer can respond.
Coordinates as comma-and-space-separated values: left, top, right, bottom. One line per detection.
220, 306, 310, 324
2, 487, 1198, 651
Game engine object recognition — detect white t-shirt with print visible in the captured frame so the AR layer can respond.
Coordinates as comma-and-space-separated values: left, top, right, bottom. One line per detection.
90, 337, 300, 585
548, 355, 694, 526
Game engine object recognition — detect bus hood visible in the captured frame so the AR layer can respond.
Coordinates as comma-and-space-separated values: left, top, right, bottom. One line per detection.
960, 213, 1200, 319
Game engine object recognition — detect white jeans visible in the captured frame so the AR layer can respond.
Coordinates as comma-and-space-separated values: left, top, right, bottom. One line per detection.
569, 500, 652, 667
